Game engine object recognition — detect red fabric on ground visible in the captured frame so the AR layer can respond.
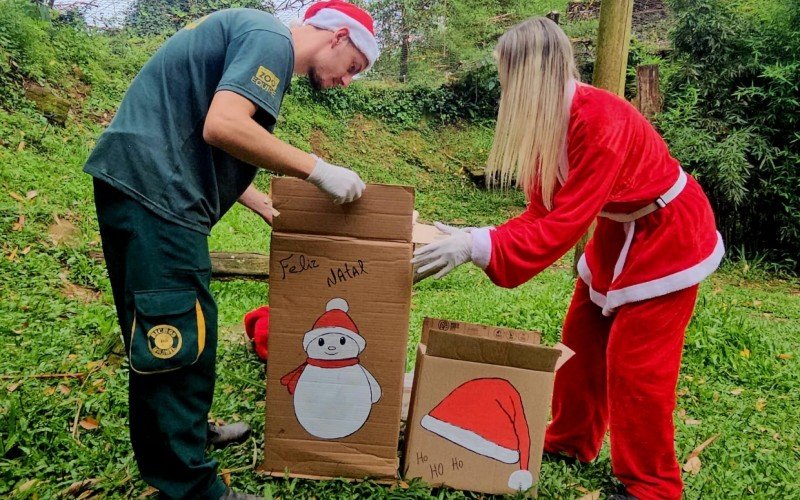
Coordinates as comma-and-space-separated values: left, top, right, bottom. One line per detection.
244, 306, 269, 361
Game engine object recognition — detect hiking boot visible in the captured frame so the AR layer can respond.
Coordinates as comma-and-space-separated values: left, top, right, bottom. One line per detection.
219, 487, 262, 499
207, 421, 251, 449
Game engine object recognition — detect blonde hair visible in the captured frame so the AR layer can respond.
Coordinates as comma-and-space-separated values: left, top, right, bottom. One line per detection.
486, 17, 578, 210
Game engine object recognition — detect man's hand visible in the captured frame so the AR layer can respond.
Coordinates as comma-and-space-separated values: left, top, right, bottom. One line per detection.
238, 184, 275, 225
306, 156, 366, 204
411, 222, 474, 279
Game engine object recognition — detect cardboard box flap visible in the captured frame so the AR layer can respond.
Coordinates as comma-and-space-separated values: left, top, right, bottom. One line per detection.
421, 317, 541, 345
272, 177, 414, 242
426, 330, 561, 373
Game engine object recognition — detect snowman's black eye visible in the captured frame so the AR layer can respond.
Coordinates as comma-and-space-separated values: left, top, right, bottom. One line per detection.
339, 336, 346, 345
318, 338, 325, 346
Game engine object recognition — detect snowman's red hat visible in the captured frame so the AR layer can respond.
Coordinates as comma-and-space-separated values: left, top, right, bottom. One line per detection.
303, 298, 366, 352
420, 378, 534, 491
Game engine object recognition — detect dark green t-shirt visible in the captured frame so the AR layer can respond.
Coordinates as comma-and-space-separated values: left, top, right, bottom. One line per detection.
84, 9, 294, 234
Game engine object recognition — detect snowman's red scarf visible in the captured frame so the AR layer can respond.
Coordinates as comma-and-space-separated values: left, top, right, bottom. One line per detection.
280, 357, 360, 395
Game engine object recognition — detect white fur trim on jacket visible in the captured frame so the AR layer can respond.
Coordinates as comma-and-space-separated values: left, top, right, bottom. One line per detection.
577, 231, 725, 316
470, 226, 494, 269
304, 10, 379, 69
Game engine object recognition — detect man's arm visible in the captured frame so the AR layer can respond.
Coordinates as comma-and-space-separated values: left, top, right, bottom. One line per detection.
204, 91, 365, 204
238, 184, 276, 225
203, 90, 314, 177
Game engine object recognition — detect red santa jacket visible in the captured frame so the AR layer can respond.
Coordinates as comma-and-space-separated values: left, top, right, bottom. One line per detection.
471, 83, 724, 315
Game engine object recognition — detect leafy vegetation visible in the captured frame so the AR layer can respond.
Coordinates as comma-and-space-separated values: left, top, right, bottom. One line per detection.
1, 0, 799, 498
658, 0, 800, 270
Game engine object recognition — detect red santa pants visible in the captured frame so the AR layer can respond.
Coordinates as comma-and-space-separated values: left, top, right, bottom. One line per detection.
544, 279, 698, 500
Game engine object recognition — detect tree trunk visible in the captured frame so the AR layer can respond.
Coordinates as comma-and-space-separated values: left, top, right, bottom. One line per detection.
572, 0, 634, 275
400, 2, 410, 83
635, 64, 662, 122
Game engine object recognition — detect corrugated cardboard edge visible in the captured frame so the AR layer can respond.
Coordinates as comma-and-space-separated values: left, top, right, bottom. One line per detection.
426, 330, 562, 373
272, 178, 415, 242
421, 317, 542, 346
255, 469, 407, 486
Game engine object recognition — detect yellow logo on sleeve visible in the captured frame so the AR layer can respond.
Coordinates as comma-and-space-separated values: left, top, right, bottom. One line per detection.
252, 66, 280, 95
147, 325, 182, 359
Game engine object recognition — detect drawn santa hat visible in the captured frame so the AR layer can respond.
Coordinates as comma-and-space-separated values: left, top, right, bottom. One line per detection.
299, 1, 380, 70
420, 378, 534, 491
302, 298, 366, 352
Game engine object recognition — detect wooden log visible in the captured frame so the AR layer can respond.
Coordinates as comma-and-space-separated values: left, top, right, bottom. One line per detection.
209, 252, 270, 280
24, 82, 70, 126
90, 250, 270, 281
635, 64, 662, 122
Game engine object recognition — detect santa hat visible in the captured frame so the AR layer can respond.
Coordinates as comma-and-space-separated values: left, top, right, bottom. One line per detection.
302, 298, 366, 352
420, 378, 534, 491
301, 1, 380, 70
244, 306, 269, 361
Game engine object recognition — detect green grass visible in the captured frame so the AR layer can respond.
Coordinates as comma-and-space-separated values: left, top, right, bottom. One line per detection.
1, 93, 799, 499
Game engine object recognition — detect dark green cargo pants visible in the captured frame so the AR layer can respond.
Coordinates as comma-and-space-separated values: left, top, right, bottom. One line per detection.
93, 179, 226, 500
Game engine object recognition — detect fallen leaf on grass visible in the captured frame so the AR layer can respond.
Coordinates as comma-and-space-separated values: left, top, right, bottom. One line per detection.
26, 190, 37, 200
17, 141, 26, 151
731, 388, 744, 396
140, 485, 158, 498
683, 456, 701, 475
777, 353, 793, 360
61, 281, 100, 303
685, 419, 702, 426
12, 215, 25, 231
62, 478, 98, 497
6, 247, 18, 262
578, 491, 601, 500
682, 434, 719, 476
755, 398, 767, 411
752, 299, 762, 308
677, 387, 690, 397
17, 479, 38, 492
9, 191, 25, 202
22, 246, 31, 255
7, 382, 21, 393
48, 218, 80, 247
58, 384, 70, 395
79, 416, 99, 430
44, 386, 57, 396
740, 348, 751, 358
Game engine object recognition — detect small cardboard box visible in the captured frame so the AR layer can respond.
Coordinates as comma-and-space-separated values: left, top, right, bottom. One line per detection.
261, 178, 414, 480
404, 318, 565, 495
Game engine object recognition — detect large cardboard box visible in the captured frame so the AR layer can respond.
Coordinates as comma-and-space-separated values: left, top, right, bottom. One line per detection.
261, 178, 414, 480
404, 318, 566, 495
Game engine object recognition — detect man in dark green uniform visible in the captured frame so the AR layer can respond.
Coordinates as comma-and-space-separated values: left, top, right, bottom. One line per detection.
84, 2, 380, 498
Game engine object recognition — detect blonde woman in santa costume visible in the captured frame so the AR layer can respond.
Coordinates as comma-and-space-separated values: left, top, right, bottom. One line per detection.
412, 17, 724, 500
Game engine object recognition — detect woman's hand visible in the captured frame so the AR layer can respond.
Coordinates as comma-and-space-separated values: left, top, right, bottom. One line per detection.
411, 222, 474, 279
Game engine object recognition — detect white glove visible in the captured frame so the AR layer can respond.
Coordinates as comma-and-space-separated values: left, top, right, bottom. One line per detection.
411, 222, 473, 279
306, 155, 366, 204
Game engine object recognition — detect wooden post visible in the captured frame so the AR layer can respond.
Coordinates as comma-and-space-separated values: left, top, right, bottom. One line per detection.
592, 0, 635, 95
572, 0, 634, 275
635, 64, 662, 122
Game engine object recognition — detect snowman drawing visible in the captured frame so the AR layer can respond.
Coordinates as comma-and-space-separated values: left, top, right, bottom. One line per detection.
280, 298, 382, 439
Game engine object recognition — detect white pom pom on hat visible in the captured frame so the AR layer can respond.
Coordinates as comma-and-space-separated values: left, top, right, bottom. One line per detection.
326, 297, 349, 312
